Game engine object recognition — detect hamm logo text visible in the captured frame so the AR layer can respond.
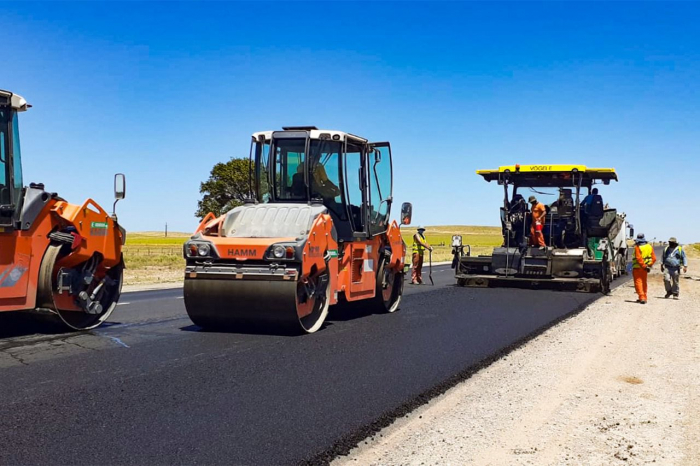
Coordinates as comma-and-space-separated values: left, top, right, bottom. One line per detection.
227, 248, 257, 257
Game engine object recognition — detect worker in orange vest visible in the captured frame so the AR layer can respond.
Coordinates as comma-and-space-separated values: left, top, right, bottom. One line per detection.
528, 195, 546, 248
632, 233, 656, 304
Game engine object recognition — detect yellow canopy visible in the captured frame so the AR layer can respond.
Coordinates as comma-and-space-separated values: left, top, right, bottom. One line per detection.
477, 164, 618, 187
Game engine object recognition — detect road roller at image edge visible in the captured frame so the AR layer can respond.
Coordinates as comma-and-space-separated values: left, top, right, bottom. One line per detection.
183, 126, 411, 333
0, 90, 127, 330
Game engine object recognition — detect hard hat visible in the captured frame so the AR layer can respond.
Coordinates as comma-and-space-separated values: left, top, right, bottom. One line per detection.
417, 225, 425, 231
528, 195, 537, 203
669, 236, 678, 243
635, 233, 646, 243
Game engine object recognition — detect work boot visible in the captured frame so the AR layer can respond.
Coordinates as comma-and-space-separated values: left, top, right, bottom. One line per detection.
673, 295, 679, 300
665, 293, 672, 298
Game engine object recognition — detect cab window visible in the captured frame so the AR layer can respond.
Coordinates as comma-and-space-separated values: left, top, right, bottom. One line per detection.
344, 143, 365, 232
273, 138, 306, 200
0, 109, 9, 204
309, 140, 344, 219
368, 144, 392, 236
254, 139, 272, 203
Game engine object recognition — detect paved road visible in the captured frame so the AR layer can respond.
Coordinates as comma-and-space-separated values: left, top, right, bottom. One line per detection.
0, 264, 632, 465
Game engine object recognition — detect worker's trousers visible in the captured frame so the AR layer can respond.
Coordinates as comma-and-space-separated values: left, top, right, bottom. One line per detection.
664, 267, 681, 297
529, 228, 545, 247
632, 268, 648, 301
412, 253, 424, 284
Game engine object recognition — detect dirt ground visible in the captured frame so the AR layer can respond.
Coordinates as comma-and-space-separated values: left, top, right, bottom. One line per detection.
336, 260, 700, 466
123, 266, 183, 287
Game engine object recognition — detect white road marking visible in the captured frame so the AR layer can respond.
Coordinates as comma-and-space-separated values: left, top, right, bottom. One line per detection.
108, 337, 130, 348
117, 302, 131, 306
94, 332, 131, 348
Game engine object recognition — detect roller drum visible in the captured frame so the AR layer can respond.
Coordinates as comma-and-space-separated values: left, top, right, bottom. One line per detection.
184, 277, 329, 333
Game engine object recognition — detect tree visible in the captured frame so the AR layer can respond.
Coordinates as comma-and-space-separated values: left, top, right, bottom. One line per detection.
195, 157, 252, 220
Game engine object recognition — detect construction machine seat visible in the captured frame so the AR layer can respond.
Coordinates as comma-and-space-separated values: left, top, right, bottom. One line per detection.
585, 194, 604, 217
509, 194, 527, 214
290, 172, 305, 197
557, 189, 575, 217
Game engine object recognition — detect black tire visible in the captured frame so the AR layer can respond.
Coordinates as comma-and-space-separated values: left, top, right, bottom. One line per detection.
600, 254, 612, 295
373, 258, 403, 313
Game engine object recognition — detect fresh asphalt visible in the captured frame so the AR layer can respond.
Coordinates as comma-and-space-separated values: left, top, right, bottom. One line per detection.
0, 263, 635, 465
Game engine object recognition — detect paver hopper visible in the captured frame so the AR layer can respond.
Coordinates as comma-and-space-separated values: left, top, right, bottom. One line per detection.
184, 127, 410, 333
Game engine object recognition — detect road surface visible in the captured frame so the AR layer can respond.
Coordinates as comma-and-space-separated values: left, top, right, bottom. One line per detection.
0, 264, 631, 465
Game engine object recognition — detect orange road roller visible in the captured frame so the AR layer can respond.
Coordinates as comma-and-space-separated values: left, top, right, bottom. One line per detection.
0, 90, 126, 330
184, 126, 412, 333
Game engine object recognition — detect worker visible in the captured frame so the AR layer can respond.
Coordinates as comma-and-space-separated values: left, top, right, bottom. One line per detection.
528, 195, 546, 248
661, 237, 688, 299
632, 233, 656, 304
581, 187, 600, 211
411, 226, 433, 285
311, 162, 341, 199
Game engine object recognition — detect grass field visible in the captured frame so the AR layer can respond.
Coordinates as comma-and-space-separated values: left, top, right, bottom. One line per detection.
400, 225, 503, 262
687, 243, 700, 259
123, 232, 189, 285
122, 226, 504, 285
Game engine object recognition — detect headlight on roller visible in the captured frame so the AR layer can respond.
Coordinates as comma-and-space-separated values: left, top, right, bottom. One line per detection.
197, 243, 211, 257
272, 245, 286, 258
267, 243, 297, 260
184, 241, 216, 259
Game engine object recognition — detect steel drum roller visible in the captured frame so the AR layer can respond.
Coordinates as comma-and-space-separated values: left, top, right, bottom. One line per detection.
183, 276, 329, 333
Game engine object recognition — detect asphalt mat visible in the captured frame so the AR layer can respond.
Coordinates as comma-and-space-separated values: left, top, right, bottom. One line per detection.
0, 264, 632, 465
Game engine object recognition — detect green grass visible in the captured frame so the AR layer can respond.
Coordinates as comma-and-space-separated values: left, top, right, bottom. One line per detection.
124, 254, 184, 268
401, 225, 502, 262
126, 232, 191, 246
122, 232, 189, 285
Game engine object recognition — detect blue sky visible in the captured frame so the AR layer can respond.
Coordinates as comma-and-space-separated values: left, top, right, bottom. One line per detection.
2, 2, 699, 242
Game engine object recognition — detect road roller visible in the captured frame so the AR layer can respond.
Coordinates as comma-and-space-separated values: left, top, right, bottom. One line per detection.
184, 126, 411, 333
453, 164, 630, 293
0, 90, 126, 330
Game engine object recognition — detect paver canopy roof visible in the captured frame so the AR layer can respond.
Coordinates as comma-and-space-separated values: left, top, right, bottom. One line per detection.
476, 164, 618, 188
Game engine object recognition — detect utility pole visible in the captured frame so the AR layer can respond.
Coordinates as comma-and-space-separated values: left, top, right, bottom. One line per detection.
165, 222, 168, 238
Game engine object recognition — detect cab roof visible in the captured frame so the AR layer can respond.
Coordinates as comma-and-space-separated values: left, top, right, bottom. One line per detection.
251, 128, 368, 144
0, 90, 30, 112
477, 164, 618, 188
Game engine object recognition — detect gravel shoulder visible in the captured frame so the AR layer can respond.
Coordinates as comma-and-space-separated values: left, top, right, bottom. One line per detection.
336, 261, 700, 466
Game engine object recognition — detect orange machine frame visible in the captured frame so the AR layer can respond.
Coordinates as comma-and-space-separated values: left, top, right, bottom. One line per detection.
0, 197, 124, 312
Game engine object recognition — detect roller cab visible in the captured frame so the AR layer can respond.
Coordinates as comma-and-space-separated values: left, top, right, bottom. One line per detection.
453, 164, 632, 293
184, 127, 410, 333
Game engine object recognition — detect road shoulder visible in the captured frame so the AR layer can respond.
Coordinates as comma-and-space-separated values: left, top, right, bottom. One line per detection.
335, 263, 700, 465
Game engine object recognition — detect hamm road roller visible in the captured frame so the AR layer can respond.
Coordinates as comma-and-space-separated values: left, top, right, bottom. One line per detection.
0, 90, 126, 330
453, 164, 629, 293
184, 126, 411, 333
